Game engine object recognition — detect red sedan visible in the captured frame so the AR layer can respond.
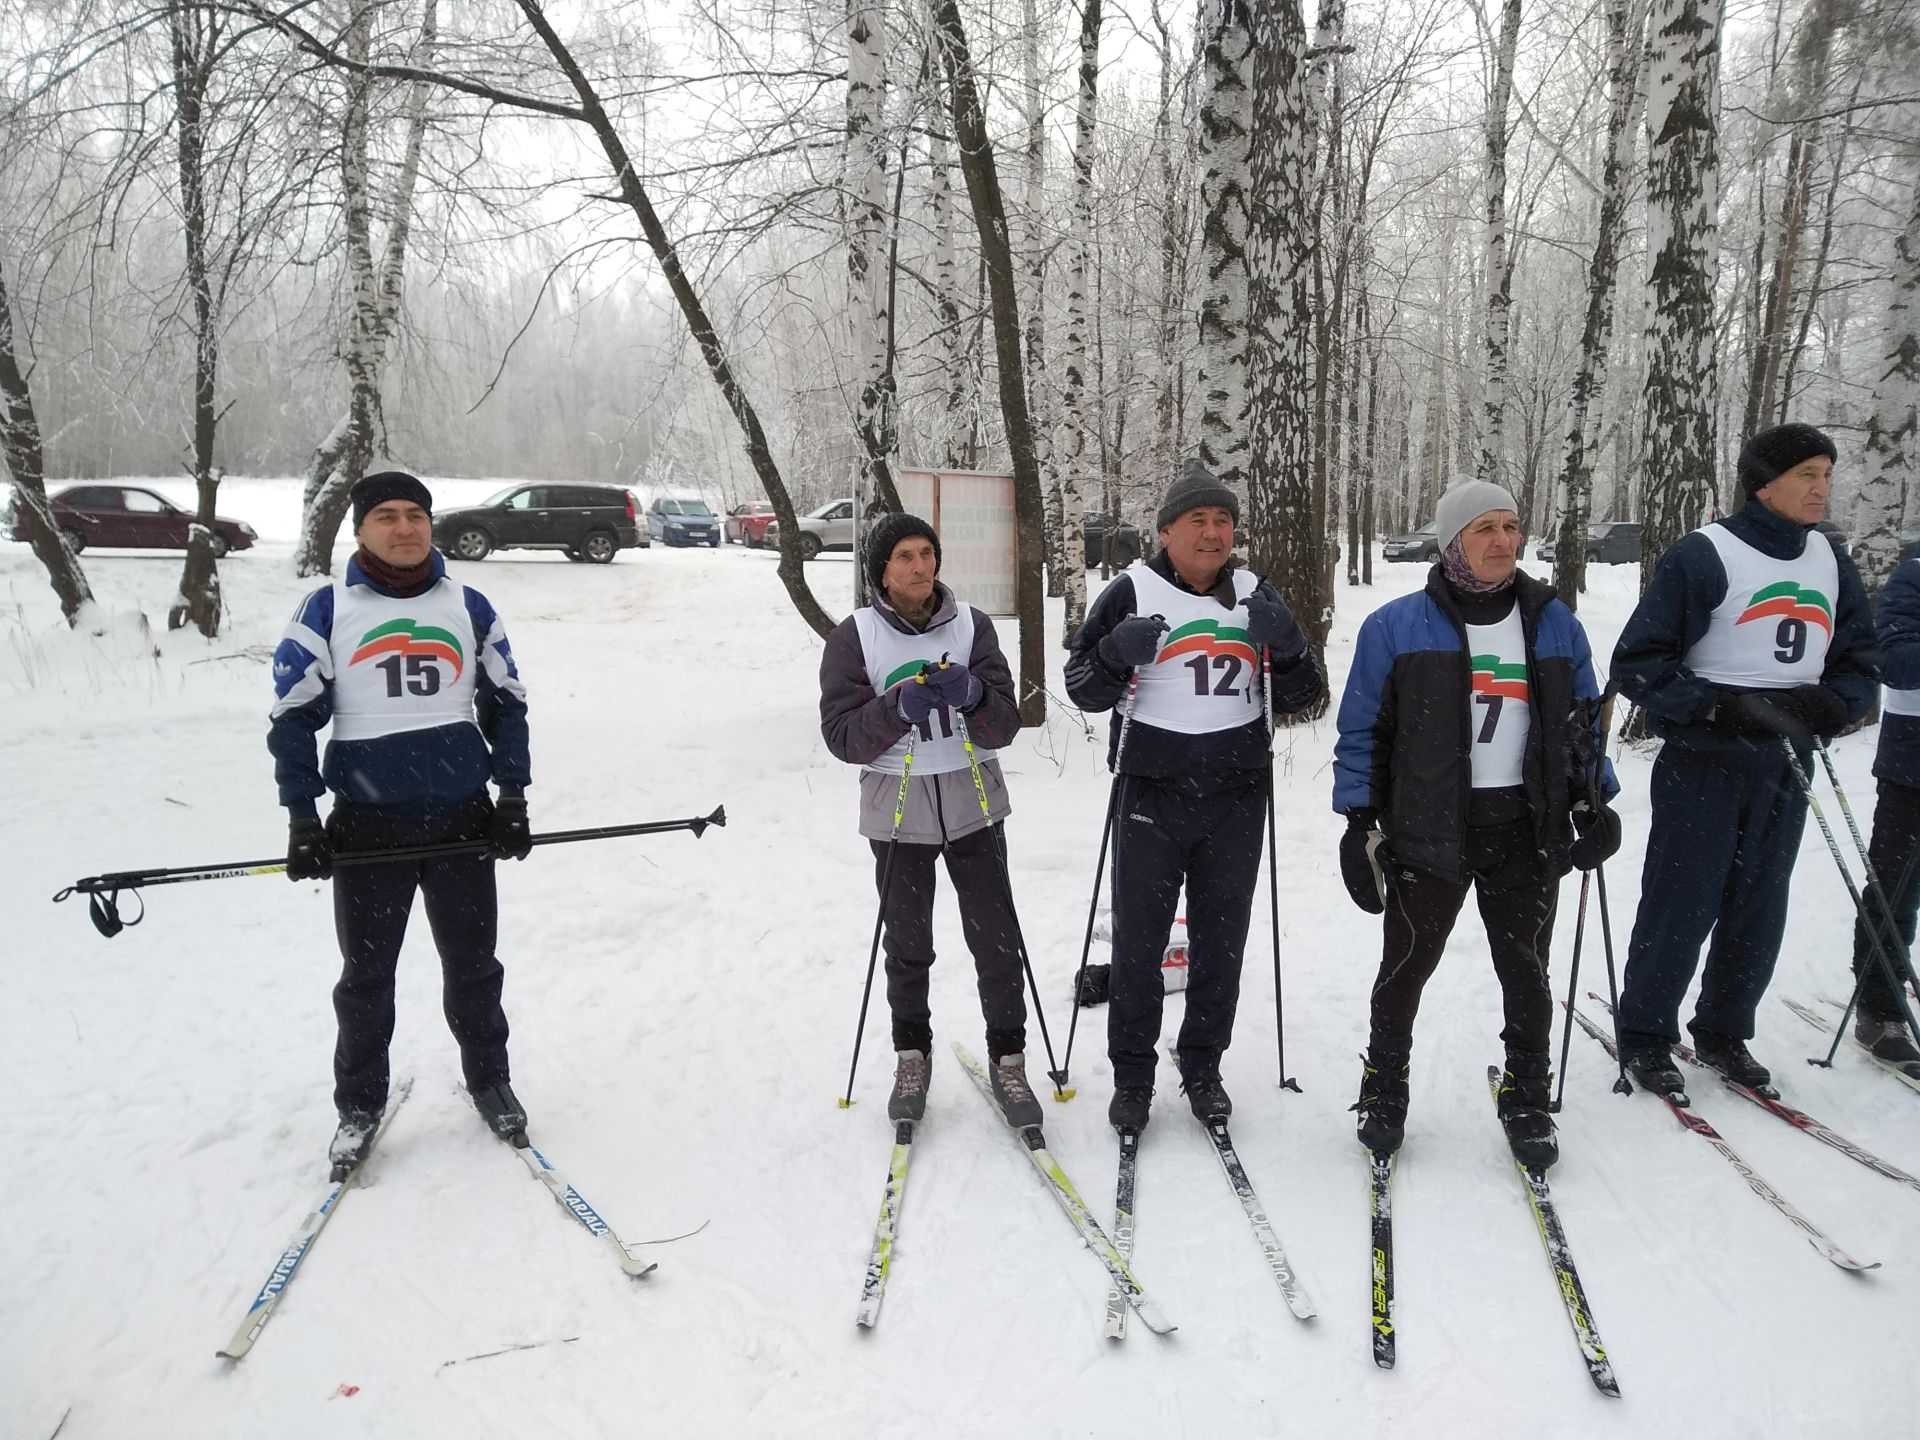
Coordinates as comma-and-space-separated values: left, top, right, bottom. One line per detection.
11, 484, 257, 555
724, 500, 777, 546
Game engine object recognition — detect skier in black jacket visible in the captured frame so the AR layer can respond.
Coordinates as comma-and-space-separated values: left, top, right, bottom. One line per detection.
1065, 459, 1327, 1132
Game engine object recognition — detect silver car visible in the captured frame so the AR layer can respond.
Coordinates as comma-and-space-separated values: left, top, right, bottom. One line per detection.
764, 498, 855, 560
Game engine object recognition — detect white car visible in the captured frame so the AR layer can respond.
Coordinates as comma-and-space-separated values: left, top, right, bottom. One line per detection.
763, 498, 855, 560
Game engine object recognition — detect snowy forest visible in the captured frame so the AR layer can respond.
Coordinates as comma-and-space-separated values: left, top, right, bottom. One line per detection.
3, 0, 1917, 651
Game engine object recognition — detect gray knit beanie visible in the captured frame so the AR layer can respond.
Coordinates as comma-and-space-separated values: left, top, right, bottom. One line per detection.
1432, 478, 1520, 553
1156, 457, 1241, 531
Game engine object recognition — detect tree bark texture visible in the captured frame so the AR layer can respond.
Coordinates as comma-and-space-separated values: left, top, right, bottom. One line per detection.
1477, 0, 1523, 484
1197, 0, 1254, 498
925, 67, 969, 469
846, 0, 898, 607
1850, 175, 1920, 606
0, 266, 94, 623
1052, 0, 1099, 640
930, 0, 1046, 723
1637, 0, 1722, 592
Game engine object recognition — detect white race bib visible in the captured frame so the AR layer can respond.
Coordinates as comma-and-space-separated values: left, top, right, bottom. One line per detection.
1466, 607, 1531, 788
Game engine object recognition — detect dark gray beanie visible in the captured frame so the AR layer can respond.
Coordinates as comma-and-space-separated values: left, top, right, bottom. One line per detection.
1157, 457, 1241, 531
1738, 423, 1836, 496
865, 511, 942, 592
351, 470, 434, 529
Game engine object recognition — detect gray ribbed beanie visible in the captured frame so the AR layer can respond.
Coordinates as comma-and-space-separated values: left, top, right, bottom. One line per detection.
1157, 457, 1241, 531
1433, 479, 1520, 553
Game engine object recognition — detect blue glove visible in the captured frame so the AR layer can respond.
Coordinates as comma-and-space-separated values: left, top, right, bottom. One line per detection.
1098, 614, 1169, 670
925, 660, 984, 712
898, 673, 939, 725
1244, 590, 1302, 656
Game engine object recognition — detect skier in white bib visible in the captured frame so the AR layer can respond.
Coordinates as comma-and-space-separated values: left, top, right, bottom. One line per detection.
270, 472, 534, 1176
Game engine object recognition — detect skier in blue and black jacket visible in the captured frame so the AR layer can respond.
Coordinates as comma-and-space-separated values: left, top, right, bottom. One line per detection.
1611, 423, 1878, 1097
1333, 480, 1617, 1169
269, 470, 535, 1176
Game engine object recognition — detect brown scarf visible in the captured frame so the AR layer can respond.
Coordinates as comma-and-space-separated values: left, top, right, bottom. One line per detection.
355, 545, 435, 597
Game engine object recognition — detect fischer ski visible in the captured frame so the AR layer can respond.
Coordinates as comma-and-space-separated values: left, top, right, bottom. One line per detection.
1485, 1068, 1619, 1398
507, 1142, 657, 1278
1590, 995, 1920, 1195
217, 1078, 414, 1360
1786, 997, 1920, 1094
856, 1121, 915, 1328
1201, 1117, 1316, 1320
1102, 1128, 1140, 1340
1368, 1150, 1395, 1369
1570, 1005, 1879, 1272
952, 1044, 1175, 1335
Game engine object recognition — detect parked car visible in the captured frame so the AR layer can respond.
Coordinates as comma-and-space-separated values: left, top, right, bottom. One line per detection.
1383, 525, 1439, 563
646, 496, 722, 547
1540, 519, 1642, 566
9, 483, 257, 555
1085, 514, 1144, 569
725, 500, 777, 546
433, 483, 643, 563
763, 498, 855, 560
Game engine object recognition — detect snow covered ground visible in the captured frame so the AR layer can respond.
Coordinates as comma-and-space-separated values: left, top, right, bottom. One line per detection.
5, 478, 1918, 1439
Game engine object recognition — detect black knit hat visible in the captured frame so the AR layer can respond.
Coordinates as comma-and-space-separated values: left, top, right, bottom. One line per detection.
866, 511, 941, 593
1157, 457, 1240, 531
1737, 423, 1837, 496
351, 470, 434, 529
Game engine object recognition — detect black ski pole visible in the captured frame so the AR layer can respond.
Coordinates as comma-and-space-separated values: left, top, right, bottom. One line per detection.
1585, 693, 1633, 1096
840, 736, 917, 1109
1550, 868, 1592, 1114
951, 703, 1069, 1100
1060, 668, 1141, 1091
1262, 644, 1301, 1093
55, 807, 727, 938
1777, 738, 1920, 1066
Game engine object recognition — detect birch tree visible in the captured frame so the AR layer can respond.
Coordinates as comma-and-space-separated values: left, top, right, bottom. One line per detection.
1638, 0, 1722, 587
1052, 0, 1099, 637
1850, 174, 1920, 603
1196, 0, 1254, 496
1476, 0, 1523, 483
845, 0, 898, 604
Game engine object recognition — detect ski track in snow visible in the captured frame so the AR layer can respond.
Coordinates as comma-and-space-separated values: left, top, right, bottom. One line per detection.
5, 476, 1919, 1438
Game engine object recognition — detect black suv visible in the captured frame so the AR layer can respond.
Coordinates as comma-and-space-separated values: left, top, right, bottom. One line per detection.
1084, 514, 1144, 569
434, 483, 645, 564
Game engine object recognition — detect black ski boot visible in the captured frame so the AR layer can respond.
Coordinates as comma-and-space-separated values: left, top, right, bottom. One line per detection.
1855, 1013, 1920, 1065
1182, 1075, 1232, 1123
1496, 1049, 1558, 1169
888, 1049, 930, 1123
329, 1106, 382, 1181
1108, 1085, 1153, 1133
471, 1081, 529, 1147
1690, 1030, 1772, 1090
1353, 1050, 1410, 1153
988, 1053, 1045, 1129
1623, 1039, 1687, 1097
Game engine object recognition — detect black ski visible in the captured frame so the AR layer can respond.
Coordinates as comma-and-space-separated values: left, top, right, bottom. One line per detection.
1367, 1149, 1395, 1369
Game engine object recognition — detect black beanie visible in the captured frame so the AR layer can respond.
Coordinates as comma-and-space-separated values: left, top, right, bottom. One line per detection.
1737, 423, 1836, 496
1157, 457, 1241, 531
866, 511, 942, 593
351, 470, 434, 529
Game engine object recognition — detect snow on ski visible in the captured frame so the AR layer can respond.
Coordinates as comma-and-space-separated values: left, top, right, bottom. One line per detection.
1784, 997, 1920, 1094
217, 1078, 414, 1360
855, 1121, 915, 1328
1200, 1117, 1317, 1320
1367, 1150, 1395, 1370
508, 1141, 658, 1278
1484, 1068, 1619, 1398
1569, 1006, 1879, 1272
951, 1044, 1175, 1336
1102, 1128, 1140, 1340
1587, 995, 1920, 1195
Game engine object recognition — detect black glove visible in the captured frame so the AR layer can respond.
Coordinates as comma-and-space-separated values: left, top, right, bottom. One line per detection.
897, 671, 940, 725
1339, 810, 1389, 915
1098, 613, 1169, 671
924, 658, 984, 712
491, 796, 533, 861
286, 815, 332, 881
1568, 800, 1622, 872
1713, 686, 1848, 743
1780, 684, 1850, 739
1244, 590, 1302, 656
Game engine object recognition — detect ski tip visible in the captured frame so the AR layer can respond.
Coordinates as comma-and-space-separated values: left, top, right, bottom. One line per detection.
622, 1259, 660, 1279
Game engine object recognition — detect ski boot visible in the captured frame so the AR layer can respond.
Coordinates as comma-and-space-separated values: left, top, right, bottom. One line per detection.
1495, 1049, 1558, 1169
1690, 1030, 1772, 1090
471, 1081, 530, 1147
1108, 1086, 1153, 1134
1623, 1039, 1687, 1098
888, 1050, 930, 1123
329, 1106, 382, 1182
1855, 1013, 1920, 1065
988, 1053, 1044, 1129
1181, 1075, 1232, 1123
1353, 1049, 1410, 1153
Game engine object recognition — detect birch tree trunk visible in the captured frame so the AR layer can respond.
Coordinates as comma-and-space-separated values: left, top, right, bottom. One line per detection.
926, 68, 968, 469
1197, 0, 1255, 497
1851, 175, 1920, 604
846, 0, 897, 604
1638, 0, 1723, 589
1477, 0, 1523, 483
1247, 0, 1332, 658
931, 0, 1046, 723
0, 265, 94, 623
1019, 0, 1061, 598
1052, 0, 1099, 637
1553, 0, 1647, 609
294, 0, 438, 576
1150, 0, 1183, 491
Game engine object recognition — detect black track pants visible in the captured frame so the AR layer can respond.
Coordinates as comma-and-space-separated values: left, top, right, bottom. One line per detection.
1850, 777, 1920, 1018
1107, 774, 1266, 1089
871, 823, 1027, 1057
329, 793, 511, 1115
1368, 818, 1557, 1055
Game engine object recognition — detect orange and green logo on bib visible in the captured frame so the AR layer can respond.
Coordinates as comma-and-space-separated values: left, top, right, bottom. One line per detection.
1470, 654, 1529, 702
350, 619, 465, 679
1736, 582, 1832, 636
883, 659, 931, 690
1157, 618, 1257, 668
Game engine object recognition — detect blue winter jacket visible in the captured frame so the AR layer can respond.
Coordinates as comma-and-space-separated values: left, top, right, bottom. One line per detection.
1874, 558, 1920, 788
